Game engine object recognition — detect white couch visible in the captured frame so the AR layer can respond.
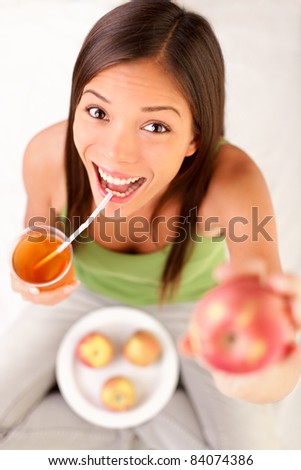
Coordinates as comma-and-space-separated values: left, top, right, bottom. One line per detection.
1, 0, 300, 335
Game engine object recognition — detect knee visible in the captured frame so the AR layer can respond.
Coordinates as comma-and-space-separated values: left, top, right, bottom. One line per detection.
0, 405, 25, 438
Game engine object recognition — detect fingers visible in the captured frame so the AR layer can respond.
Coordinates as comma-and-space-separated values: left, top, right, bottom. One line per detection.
28, 281, 80, 305
214, 261, 301, 298
11, 274, 80, 305
267, 273, 301, 297
292, 297, 301, 327
266, 273, 301, 327
213, 258, 267, 283
177, 334, 193, 358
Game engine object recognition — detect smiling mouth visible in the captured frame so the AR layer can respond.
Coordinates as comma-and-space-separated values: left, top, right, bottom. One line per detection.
93, 164, 146, 198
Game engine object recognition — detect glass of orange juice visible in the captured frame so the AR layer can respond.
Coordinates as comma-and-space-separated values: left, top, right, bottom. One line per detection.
11, 225, 75, 291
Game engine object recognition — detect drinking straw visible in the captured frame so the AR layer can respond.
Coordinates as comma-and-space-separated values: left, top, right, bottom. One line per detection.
33, 192, 113, 270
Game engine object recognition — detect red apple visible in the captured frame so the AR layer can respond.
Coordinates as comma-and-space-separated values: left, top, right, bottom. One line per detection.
101, 376, 136, 411
178, 276, 296, 373
76, 332, 115, 368
123, 330, 162, 366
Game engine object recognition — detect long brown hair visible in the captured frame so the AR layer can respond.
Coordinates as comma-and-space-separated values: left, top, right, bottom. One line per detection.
65, 0, 225, 301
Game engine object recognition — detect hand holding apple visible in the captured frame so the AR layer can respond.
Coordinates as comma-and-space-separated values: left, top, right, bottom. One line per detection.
179, 273, 298, 374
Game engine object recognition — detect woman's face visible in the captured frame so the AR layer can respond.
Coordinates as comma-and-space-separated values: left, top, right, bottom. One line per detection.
73, 58, 198, 218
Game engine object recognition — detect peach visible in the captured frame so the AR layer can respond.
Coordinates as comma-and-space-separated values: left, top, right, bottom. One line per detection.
123, 330, 161, 366
76, 332, 114, 368
101, 376, 136, 412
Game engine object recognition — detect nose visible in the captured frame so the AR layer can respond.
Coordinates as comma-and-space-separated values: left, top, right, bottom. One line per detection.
100, 123, 140, 165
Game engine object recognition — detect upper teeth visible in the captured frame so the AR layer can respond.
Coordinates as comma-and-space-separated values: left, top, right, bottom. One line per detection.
98, 167, 140, 185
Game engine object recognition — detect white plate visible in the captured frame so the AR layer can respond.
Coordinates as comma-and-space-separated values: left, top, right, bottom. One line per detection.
56, 306, 179, 429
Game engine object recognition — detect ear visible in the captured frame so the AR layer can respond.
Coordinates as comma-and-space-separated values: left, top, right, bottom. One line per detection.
185, 134, 200, 157
177, 333, 194, 357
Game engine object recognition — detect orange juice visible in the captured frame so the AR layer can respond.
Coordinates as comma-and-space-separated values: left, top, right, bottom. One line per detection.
11, 226, 75, 291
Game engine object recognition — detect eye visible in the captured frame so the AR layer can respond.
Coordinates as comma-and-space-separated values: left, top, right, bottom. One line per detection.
86, 106, 107, 120
144, 122, 170, 133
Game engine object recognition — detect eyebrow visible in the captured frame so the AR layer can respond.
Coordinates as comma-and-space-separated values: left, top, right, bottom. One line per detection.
83, 89, 181, 117
83, 89, 110, 103
141, 105, 181, 117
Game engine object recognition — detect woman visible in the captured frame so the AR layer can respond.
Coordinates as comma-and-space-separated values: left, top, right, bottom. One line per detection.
1, 0, 300, 450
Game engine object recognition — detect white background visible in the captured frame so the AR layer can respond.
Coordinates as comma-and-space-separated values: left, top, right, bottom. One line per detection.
0, 0, 300, 334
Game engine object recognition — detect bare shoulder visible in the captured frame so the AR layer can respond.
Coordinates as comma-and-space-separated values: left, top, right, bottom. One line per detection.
200, 142, 281, 273
23, 120, 68, 225
201, 142, 269, 222
23, 120, 67, 180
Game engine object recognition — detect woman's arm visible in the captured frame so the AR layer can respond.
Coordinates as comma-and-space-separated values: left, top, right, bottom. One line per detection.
23, 121, 67, 226
12, 121, 79, 305
203, 143, 282, 273
198, 144, 301, 403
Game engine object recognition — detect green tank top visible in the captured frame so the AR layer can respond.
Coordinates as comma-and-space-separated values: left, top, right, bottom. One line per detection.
71, 139, 228, 306
73, 234, 226, 305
